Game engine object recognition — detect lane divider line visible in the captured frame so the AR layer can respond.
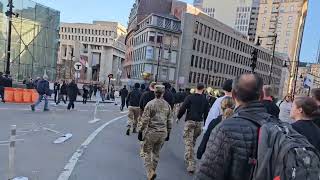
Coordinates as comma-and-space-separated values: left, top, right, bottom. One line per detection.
57, 114, 127, 180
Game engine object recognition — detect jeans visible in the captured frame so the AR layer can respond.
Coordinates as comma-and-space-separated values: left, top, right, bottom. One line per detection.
56, 94, 66, 104
34, 94, 49, 110
67, 100, 75, 110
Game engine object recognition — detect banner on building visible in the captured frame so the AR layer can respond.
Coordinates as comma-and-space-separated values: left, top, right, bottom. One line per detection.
146, 46, 154, 60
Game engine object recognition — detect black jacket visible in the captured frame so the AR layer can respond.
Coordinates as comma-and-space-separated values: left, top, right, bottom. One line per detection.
0, 76, 5, 90
197, 115, 222, 159
54, 83, 60, 92
140, 90, 155, 111
261, 99, 280, 118
36, 80, 50, 95
127, 88, 141, 107
164, 90, 175, 109
177, 93, 209, 122
67, 83, 79, 101
292, 120, 320, 151
60, 84, 67, 95
314, 118, 320, 129
120, 88, 129, 99
195, 101, 272, 180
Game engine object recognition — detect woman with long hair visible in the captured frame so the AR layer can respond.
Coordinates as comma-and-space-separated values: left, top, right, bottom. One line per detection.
197, 96, 235, 159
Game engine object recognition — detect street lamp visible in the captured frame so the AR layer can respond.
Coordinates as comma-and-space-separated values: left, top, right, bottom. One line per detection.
256, 34, 278, 84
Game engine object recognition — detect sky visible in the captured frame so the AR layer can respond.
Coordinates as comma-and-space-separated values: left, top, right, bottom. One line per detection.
34, 0, 319, 63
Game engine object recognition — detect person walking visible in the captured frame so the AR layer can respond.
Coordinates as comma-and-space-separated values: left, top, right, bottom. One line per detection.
177, 83, 209, 174
194, 73, 272, 180
82, 86, 89, 104
31, 75, 50, 111
139, 82, 156, 112
197, 96, 235, 160
310, 88, 320, 128
89, 83, 94, 100
93, 84, 98, 96
0, 72, 6, 103
278, 94, 294, 124
56, 81, 67, 105
290, 96, 320, 150
126, 83, 142, 135
261, 85, 280, 118
53, 81, 60, 103
163, 83, 175, 109
114, 89, 120, 106
138, 85, 172, 180
204, 79, 233, 130
120, 85, 129, 111
67, 80, 79, 110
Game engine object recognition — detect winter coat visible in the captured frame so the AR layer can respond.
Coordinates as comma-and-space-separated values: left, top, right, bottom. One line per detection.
278, 100, 294, 124
194, 101, 273, 180
163, 90, 175, 109
120, 88, 129, 99
36, 80, 50, 95
262, 100, 280, 118
292, 120, 320, 151
67, 83, 79, 101
140, 90, 155, 111
60, 84, 68, 95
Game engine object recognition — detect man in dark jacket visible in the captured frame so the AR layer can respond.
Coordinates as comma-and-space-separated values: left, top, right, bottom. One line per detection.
0, 72, 5, 103
163, 82, 175, 109
56, 81, 67, 105
126, 83, 142, 135
139, 82, 156, 112
53, 81, 60, 103
67, 80, 79, 110
194, 73, 270, 180
261, 85, 280, 118
119, 85, 129, 111
31, 75, 50, 111
177, 83, 209, 174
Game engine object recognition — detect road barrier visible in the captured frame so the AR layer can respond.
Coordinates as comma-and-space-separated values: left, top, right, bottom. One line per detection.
4, 88, 38, 104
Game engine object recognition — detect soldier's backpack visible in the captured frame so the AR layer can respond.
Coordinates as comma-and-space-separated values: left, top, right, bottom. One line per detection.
237, 112, 320, 180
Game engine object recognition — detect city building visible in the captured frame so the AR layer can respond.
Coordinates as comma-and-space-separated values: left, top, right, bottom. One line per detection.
256, 0, 307, 61
0, 0, 60, 80
193, 0, 261, 41
124, 0, 175, 84
57, 21, 126, 83
178, 12, 285, 95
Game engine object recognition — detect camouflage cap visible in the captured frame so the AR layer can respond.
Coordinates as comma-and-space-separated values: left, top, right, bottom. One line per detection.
154, 85, 165, 93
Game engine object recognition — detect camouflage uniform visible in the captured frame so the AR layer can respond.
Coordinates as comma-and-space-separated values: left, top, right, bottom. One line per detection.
140, 87, 173, 179
183, 120, 202, 172
127, 106, 141, 130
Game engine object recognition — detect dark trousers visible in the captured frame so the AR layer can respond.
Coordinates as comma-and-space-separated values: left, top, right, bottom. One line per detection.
56, 94, 66, 104
83, 97, 87, 104
121, 97, 126, 110
54, 91, 58, 103
67, 100, 75, 110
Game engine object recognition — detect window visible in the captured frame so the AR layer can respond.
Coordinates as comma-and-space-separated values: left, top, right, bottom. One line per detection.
191, 55, 194, 67
197, 40, 201, 52
195, 56, 198, 68
194, 21, 199, 34
193, 38, 197, 50
199, 57, 202, 69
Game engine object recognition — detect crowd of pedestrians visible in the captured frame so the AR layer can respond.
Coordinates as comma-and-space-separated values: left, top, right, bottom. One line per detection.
125, 73, 320, 180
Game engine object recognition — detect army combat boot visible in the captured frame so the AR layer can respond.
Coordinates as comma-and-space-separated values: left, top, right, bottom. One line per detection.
147, 169, 157, 180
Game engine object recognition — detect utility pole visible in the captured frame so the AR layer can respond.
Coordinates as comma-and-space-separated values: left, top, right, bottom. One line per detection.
5, 0, 14, 75
155, 43, 162, 83
268, 34, 277, 85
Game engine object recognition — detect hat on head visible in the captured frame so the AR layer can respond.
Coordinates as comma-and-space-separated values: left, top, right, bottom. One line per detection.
154, 85, 165, 94
222, 79, 233, 92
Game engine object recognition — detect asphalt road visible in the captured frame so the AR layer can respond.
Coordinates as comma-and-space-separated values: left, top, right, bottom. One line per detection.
0, 102, 196, 180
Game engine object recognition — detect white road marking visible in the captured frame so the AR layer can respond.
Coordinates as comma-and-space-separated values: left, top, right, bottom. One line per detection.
57, 114, 127, 180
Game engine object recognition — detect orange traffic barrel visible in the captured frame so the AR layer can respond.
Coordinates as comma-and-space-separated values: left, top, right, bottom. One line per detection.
4, 87, 14, 103
13, 88, 24, 103
23, 89, 33, 103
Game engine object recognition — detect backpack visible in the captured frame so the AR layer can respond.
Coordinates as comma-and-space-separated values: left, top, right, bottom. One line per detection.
237, 112, 320, 180
36, 80, 46, 94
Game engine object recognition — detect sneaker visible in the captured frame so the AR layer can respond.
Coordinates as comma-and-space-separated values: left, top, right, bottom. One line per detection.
187, 164, 195, 175
44, 109, 50, 112
31, 105, 35, 111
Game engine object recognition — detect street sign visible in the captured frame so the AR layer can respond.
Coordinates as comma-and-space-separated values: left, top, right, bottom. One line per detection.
304, 74, 314, 88
74, 62, 82, 71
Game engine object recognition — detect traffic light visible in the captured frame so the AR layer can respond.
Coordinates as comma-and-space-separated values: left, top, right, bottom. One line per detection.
250, 49, 258, 73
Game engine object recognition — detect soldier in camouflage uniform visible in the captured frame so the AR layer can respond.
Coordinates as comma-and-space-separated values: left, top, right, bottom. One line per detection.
138, 85, 173, 180
177, 83, 209, 174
